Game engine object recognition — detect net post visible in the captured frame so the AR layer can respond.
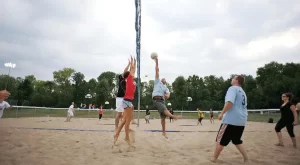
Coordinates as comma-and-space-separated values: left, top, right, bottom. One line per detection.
135, 0, 141, 127
16, 105, 18, 118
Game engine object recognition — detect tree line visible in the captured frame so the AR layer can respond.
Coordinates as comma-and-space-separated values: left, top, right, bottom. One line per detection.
1, 61, 299, 110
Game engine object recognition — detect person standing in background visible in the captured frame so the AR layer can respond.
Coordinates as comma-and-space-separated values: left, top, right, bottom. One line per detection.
99, 105, 103, 121
210, 109, 214, 124
65, 102, 75, 122
169, 105, 174, 123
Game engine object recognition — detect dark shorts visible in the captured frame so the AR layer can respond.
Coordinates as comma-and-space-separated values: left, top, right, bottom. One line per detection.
216, 124, 245, 146
198, 117, 203, 122
153, 100, 167, 118
275, 118, 295, 137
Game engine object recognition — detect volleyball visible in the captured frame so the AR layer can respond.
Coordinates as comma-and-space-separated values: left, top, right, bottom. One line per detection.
151, 52, 158, 59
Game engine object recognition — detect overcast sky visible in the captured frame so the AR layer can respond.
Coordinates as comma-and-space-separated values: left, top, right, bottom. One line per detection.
1, 0, 300, 83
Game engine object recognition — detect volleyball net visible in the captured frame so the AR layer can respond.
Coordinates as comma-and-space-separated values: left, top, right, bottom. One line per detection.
2, 105, 281, 122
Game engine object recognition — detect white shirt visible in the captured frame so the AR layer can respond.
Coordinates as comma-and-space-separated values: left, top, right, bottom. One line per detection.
68, 105, 74, 112
0, 101, 10, 118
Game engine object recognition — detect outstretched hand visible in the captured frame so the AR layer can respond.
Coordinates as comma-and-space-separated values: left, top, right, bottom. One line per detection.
130, 55, 134, 62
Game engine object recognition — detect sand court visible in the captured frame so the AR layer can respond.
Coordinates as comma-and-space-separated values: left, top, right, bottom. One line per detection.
0, 117, 300, 165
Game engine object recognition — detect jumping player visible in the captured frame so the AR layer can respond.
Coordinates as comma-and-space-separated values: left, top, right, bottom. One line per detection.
152, 56, 180, 138
275, 93, 298, 148
114, 56, 136, 147
115, 61, 131, 130
211, 75, 249, 163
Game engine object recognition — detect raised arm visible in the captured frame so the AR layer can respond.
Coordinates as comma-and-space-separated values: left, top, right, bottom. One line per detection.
130, 56, 136, 76
155, 58, 159, 79
122, 59, 131, 76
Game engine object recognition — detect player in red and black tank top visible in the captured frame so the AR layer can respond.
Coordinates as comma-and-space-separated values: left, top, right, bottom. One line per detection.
114, 56, 136, 147
124, 74, 136, 101
275, 92, 298, 148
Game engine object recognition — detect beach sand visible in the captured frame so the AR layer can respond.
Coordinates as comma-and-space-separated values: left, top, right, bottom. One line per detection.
0, 117, 299, 165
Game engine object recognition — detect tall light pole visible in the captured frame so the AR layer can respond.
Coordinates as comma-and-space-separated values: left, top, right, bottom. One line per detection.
4, 62, 16, 90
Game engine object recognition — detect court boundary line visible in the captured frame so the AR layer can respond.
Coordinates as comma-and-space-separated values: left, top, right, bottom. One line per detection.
12, 127, 272, 133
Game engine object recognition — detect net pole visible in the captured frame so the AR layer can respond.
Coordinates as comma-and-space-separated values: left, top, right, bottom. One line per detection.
135, 0, 141, 127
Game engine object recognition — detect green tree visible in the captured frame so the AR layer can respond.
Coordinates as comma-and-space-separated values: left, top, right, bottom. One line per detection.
172, 76, 187, 110
72, 72, 88, 105
53, 68, 76, 107
16, 78, 34, 105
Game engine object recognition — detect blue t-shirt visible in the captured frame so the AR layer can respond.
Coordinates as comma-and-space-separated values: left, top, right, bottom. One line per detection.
152, 78, 170, 99
222, 86, 248, 126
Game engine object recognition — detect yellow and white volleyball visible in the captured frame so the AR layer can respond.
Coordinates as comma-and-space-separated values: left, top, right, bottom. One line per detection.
150, 52, 158, 59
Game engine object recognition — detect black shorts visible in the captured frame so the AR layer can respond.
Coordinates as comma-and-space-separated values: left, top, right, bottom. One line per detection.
215, 124, 245, 146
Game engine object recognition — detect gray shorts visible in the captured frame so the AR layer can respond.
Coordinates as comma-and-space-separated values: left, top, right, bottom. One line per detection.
153, 100, 167, 118
123, 100, 133, 109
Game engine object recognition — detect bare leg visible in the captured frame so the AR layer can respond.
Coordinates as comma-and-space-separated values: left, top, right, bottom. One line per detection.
275, 132, 284, 146
115, 112, 122, 130
113, 116, 126, 146
131, 107, 136, 124
291, 137, 297, 148
65, 113, 69, 122
161, 118, 167, 138
125, 108, 133, 144
235, 144, 249, 162
65, 116, 69, 122
211, 143, 224, 163
163, 109, 180, 120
